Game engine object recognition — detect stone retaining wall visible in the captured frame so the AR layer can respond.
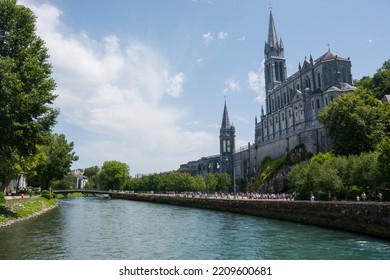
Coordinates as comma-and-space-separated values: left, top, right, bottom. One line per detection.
112, 193, 390, 240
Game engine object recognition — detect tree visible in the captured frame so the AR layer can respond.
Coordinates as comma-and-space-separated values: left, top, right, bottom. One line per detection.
83, 166, 100, 189
319, 88, 387, 155
378, 137, 390, 188
193, 175, 206, 192
98, 160, 130, 190
31, 134, 78, 190
0, 0, 58, 157
0, 0, 58, 191
0, 146, 46, 193
215, 173, 231, 193
204, 173, 217, 194
355, 59, 390, 99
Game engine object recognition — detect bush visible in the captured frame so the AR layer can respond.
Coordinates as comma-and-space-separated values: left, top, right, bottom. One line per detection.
0, 192, 5, 205
41, 190, 54, 200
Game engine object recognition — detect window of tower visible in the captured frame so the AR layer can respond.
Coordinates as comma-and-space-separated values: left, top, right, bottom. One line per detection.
279, 63, 284, 81
317, 72, 321, 87
227, 140, 230, 152
275, 62, 280, 81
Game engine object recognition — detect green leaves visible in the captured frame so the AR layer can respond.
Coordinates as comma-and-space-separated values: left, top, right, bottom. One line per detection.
0, 0, 58, 157
319, 88, 387, 155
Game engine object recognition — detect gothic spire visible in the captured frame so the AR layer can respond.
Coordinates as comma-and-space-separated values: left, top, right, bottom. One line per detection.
267, 10, 279, 49
221, 101, 231, 130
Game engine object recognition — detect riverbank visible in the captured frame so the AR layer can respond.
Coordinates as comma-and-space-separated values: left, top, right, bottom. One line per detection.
112, 193, 390, 240
0, 197, 59, 228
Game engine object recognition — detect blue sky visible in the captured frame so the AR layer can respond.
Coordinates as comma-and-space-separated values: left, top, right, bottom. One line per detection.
20, 0, 390, 175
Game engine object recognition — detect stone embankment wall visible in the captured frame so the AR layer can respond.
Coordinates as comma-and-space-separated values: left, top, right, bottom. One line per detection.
112, 193, 390, 240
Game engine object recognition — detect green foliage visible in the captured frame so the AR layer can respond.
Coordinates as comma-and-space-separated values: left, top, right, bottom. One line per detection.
0, 0, 58, 158
205, 173, 218, 193
0, 192, 5, 205
259, 156, 286, 184
83, 166, 100, 189
288, 152, 384, 200
355, 59, 390, 99
319, 88, 387, 155
215, 173, 231, 193
98, 160, 130, 190
30, 134, 78, 190
40, 190, 54, 200
378, 137, 390, 187
0, 197, 58, 225
51, 173, 77, 190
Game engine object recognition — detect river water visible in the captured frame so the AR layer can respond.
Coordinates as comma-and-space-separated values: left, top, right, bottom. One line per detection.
0, 197, 389, 260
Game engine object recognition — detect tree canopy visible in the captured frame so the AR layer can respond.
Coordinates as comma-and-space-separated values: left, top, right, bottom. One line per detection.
99, 160, 130, 190
318, 88, 388, 155
0, 0, 58, 157
30, 134, 78, 190
0, 0, 60, 191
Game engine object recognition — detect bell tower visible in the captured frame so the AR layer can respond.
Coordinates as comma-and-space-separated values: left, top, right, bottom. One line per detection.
264, 9, 286, 113
219, 101, 235, 177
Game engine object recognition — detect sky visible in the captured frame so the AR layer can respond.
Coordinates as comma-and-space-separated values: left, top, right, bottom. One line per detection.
19, 0, 390, 176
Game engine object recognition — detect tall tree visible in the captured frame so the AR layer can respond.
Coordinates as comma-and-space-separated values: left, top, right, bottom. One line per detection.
32, 134, 78, 190
98, 160, 130, 190
83, 166, 100, 189
0, 0, 58, 190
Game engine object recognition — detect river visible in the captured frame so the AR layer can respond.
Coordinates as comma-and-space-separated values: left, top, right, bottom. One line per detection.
0, 197, 389, 260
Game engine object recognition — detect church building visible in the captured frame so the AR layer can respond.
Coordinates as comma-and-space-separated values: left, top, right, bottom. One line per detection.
182, 9, 356, 192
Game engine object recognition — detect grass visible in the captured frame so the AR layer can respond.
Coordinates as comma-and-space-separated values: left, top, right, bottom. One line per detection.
0, 197, 58, 226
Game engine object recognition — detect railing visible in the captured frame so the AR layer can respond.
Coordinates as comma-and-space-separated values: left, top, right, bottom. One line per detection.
53, 189, 112, 195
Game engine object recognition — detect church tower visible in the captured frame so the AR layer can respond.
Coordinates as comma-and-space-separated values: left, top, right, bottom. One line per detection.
219, 101, 235, 177
264, 9, 286, 113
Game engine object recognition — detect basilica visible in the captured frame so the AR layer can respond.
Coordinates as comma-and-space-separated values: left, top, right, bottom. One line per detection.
182, 10, 356, 189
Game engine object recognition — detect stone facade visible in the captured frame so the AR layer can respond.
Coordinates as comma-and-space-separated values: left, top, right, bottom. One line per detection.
182, 10, 356, 191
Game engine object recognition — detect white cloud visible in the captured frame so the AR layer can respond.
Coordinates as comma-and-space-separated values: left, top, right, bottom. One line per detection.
368, 39, 373, 43
247, 60, 266, 103
21, 0, 215, 174
223, 79, 240, 95
165, 72, 185, 97
239, 36, 246, 41
196, 57, 203, 64
202, 32, 214, 45
218, 31, 228, 40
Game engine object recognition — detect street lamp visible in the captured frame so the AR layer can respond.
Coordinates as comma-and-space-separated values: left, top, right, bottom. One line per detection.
226, 157, 237, 200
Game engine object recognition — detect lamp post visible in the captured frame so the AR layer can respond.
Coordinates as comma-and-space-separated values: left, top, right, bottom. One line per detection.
226, 157, 236, 199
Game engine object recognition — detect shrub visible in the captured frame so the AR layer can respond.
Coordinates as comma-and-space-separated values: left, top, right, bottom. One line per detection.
41, 190, 54, 200
0, 192, 5, 205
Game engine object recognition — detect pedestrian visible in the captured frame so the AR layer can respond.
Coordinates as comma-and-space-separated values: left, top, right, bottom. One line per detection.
310, 193, 315, 201
356, 195, 360, 201
361, 192, 367, 201
378, 192, 383, 202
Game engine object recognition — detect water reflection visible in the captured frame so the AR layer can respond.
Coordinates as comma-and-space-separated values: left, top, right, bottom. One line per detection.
0, 197, 389, 260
